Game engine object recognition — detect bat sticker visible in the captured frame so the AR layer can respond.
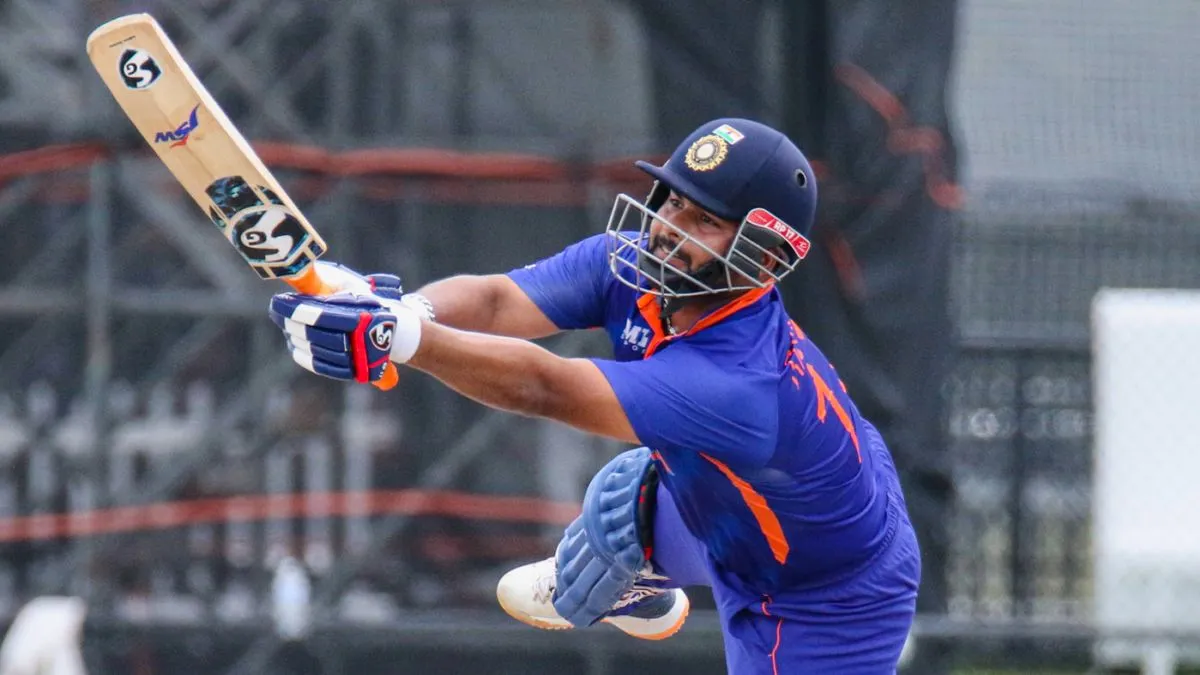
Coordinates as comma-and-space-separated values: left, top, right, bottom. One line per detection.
119, 48, 162, 89
231, 207, 309, 264
154, 104, 200, 147
206, 176, 263, 219
206, 175, 319, 278
207, 206, 225, 229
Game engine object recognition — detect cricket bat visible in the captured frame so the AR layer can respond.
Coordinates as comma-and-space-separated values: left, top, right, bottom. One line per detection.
85, 13, 399, 390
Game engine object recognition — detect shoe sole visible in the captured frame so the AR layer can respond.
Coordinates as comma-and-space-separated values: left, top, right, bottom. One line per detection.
602, 593, 690, 641
496, 590, 572, 631
497, 589, 690, 641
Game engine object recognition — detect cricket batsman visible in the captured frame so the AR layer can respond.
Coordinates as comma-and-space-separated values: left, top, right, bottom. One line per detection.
268, 118, 922, 673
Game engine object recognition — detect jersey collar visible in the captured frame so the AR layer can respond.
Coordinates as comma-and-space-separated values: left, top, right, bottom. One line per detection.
637, 285, 774, 358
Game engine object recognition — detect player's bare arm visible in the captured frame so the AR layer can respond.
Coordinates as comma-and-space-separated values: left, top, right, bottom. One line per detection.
414, 274, 560, 339
312, 262, 560, 340
406, 322, 639, 443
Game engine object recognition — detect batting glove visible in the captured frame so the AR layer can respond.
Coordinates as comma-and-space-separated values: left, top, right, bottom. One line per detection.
269, 291, 422, 384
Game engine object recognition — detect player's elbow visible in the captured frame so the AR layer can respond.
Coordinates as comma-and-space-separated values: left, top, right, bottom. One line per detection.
523, 357, 577, 422
463, 273, 505, 314
446, 274, 504, 325
523, 358, 636, 443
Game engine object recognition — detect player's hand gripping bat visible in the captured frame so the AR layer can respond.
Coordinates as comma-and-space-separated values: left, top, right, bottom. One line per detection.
85, 13, 399, 390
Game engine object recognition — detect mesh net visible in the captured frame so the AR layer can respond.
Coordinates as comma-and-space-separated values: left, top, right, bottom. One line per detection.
953, 0, 1200, 203
945, 0, 1200, 639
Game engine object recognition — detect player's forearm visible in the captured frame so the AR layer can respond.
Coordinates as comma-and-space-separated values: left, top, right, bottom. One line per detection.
406, 322, 565, 420
414, 274, 558, 339
413, 274, 503, 333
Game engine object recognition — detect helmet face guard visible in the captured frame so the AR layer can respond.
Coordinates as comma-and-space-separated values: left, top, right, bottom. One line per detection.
604, 118, 817, 300
604, 190, 810, 299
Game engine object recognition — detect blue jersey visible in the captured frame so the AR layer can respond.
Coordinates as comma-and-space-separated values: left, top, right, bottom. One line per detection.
507, 233, 901, 594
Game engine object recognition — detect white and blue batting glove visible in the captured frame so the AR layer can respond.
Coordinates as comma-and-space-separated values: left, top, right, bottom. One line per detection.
268, 291, 423, 383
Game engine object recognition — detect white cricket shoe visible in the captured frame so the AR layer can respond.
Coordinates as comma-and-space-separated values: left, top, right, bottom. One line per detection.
496, 557, 689, 640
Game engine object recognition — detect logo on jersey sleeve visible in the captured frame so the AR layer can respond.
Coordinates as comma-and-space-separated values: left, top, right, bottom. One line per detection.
620, 318, 652, 353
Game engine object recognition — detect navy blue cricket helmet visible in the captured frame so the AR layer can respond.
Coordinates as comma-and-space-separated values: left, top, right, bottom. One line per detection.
606, 118, 817, 298
609, 117, 816, 296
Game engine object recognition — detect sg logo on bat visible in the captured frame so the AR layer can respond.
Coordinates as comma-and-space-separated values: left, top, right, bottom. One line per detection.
205, 175, 324, 279
118, 48, 162, 89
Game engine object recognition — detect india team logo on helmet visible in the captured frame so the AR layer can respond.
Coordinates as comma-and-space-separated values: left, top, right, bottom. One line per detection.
604, 118, 817, 298
685, 135, 728, 172
684, 124, 746, 172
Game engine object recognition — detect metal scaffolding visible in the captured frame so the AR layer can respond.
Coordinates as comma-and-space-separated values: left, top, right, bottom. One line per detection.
0, 0, 652, 632
4, 1, 1200, 673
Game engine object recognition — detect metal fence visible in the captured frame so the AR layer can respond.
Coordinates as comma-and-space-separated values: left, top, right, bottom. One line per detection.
2, 0, 1200, 673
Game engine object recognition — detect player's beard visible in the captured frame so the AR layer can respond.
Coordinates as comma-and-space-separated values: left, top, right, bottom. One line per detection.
638, 235, 698, 294
649, 234, 693, 271
637, 236, 743, 323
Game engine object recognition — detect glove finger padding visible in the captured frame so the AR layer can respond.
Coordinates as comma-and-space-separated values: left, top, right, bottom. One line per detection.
366, 273, 404, 299
272, 292, 384, 329
288, 337, 353, 380
287, 321, 350, 352
270, 310, 351, 353
270, 292, 397, 383
288, 335, 352, 368
552, 447, 657, 627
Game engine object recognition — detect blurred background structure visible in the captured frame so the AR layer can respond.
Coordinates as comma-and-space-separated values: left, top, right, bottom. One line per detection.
0, 0, 1197, 673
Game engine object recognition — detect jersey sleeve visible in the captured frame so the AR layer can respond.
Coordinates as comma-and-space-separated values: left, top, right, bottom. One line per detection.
591, 344, 778, 467
505, 233, 611, 330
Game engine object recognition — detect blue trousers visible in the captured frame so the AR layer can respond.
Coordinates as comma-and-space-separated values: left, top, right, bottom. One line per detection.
651, 465, 920, 673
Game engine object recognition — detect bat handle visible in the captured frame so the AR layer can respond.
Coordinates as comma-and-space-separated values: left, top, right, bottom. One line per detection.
287, 266, 400, 392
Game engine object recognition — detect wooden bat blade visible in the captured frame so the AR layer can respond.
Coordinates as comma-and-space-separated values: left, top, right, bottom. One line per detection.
86, 13, 327, 282
86, 13, 398, 391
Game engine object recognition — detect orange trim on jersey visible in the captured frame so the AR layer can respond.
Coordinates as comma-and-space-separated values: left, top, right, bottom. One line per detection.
637, 285, 774, 358
789, 319, 806, 340
759, 596, 783, 675
806, 363, 862, 462
701, 454, 790, 564
769, 616, 783, 675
